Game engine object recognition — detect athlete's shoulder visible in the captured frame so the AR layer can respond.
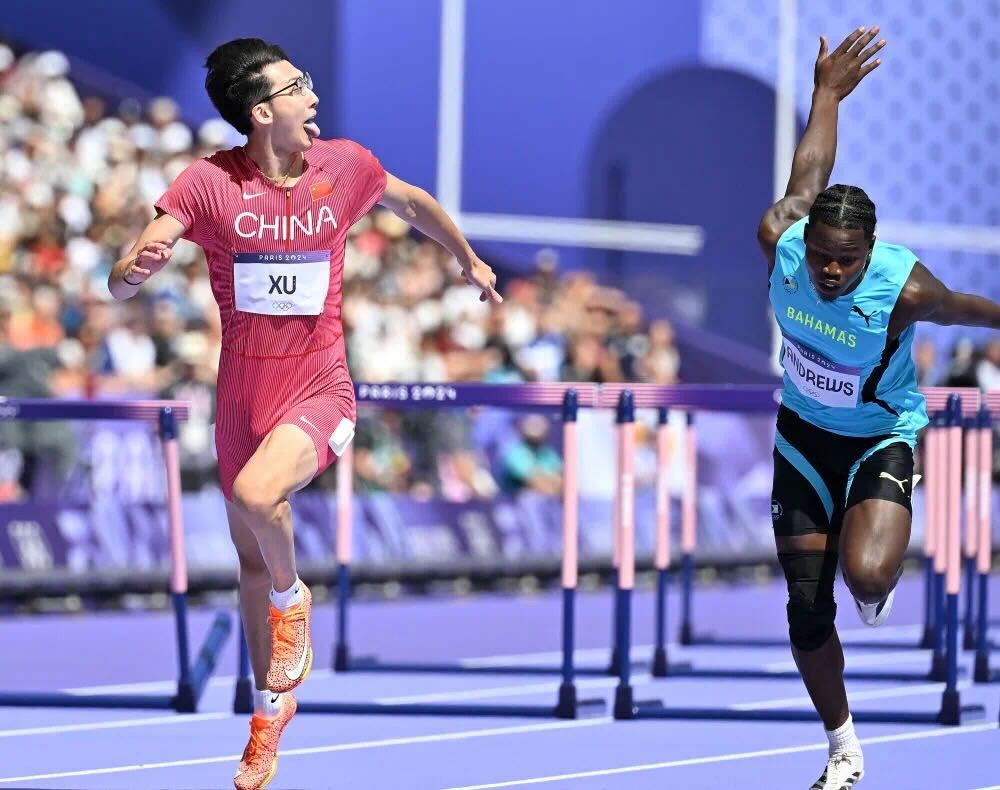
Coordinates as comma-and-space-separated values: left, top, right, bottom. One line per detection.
772, 217, 808, 279
873, 237, 918, 264
871, 237, 919, 282
311, 138, 379, 168
171, 147, 243, 187
777, 216, 808, 248
198, 146, 246, 179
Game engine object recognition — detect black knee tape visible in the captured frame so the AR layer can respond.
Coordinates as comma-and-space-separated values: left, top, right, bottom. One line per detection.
779, 551, 838, 651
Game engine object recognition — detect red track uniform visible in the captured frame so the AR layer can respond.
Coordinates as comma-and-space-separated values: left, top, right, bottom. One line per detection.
156, 140, 386, 499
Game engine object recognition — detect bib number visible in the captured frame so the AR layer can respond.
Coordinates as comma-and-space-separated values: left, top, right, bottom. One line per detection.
234, 251, 329, 315
781, 336, 860, 409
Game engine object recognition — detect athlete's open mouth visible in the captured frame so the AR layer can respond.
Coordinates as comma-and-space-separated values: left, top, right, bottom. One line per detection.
303, 115, 320, 138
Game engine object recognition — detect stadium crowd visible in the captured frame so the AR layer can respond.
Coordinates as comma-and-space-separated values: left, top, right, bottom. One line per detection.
0, 44, 996, 501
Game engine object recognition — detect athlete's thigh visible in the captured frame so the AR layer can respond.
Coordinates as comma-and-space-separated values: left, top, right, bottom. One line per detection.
840, 441, 914, 562
771, 447, 839, 555
236, 423, 320, 501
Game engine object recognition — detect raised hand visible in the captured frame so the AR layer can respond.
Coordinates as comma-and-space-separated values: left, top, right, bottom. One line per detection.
461, 255, 503, 304
125, 241, 173, 283
814, 26, 886, 100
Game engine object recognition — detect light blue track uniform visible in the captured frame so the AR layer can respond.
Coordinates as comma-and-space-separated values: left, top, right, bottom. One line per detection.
769, 217, 927, 508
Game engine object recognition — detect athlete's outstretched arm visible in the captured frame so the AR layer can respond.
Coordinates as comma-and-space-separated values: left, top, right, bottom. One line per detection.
757, 26, 885, 271
379, 173, 502, 304
889, 263, 1000, 336
108, 211, 186, 300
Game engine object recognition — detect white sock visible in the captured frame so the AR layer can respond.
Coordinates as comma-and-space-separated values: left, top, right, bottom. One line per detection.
270, 578, 303, 611
826, 714, 862, 756
253, 688, 283, 719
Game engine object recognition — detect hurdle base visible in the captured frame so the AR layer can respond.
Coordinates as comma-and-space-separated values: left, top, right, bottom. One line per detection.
333, 643, 355, 672
613, 683, 636, 719
973, 654, 999, 684
175, 682, 196, 714
651, 650, 693, 678
935, 691, 986, 725
345, 655, 642, 678
182, 612, 232, 712
686, 632, 940, 651
678, 622, 696, 646
646, 665, 959, 683
928, 651, 948, 682
0, 692, 175, 710
621, 704, 986, 724
555, 684, 606, 719
606, 647, 620, 676
233, 677, 253, 715
296, 700, 601, 718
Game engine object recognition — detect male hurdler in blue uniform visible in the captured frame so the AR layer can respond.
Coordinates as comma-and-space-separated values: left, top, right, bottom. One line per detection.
757, 26, 1000, 789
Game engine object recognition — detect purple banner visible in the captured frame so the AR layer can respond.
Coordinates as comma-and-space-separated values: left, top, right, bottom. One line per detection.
3, 487, 997, 577
0, 399, 190, 423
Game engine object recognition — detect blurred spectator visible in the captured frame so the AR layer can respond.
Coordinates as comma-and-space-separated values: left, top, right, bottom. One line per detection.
0, 303, 75, 498
637, 319, 681, 385
0, 43, 691, 500
913, 339, 938, 387
942, 338, 979, 388
498, 415, 562, 495
976, 339, 1000, 392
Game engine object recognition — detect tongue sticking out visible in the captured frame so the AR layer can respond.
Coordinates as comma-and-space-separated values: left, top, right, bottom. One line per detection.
304, 121, 320, 138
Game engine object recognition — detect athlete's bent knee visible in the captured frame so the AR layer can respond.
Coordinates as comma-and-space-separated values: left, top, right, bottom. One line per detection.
780, 551, 838, 651
842, 557, 897, 605
230, 473, 286, 526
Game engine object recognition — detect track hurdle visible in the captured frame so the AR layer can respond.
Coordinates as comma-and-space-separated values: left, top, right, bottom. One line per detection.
234, 384, 606, 718
611, 390, 985, 725
0, 399, 231, 713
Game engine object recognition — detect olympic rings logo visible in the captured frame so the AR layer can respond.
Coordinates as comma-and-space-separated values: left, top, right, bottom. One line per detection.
271, 301, 294, 312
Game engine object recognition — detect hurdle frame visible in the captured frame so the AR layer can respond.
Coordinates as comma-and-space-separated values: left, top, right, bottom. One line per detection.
677, 388, 988, 658
233, 384, 607, 719
610, 389, 986, 725
972, 395, 1000, 687
0, 399, 231, 713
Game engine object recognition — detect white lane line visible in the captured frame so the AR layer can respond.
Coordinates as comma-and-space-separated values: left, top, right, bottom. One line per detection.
0, 712, 231, 738
838, 623, 923, 640
376, 674, 651, 705
732, 681, 971, 711
63, 669, 332, 695
763, 649, 933, 671
437, 722, 1000, 790
0, 718, 613, 785
459, 645, 655, 668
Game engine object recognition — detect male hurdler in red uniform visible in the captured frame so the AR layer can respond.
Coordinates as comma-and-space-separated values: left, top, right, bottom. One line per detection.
108, 39, 501, 790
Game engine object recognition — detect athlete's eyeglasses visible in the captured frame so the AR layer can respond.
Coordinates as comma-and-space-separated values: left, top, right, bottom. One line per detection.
258, 72, 313, 104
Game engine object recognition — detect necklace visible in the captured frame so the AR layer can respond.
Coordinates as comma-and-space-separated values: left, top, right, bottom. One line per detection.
257, 153, 300, 188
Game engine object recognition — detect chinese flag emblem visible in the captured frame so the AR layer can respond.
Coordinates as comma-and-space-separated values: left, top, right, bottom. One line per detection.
310, 180, 334, 201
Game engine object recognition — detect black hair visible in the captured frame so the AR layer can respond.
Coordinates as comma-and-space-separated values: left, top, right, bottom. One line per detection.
204, 38, 289, 135
808, 184, 877, 239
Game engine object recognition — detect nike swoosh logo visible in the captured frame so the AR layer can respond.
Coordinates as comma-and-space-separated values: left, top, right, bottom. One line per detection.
285, 644, 309, 681
243, 191, 265, 200
270, 694, 279, 704
300, 416, 320, 433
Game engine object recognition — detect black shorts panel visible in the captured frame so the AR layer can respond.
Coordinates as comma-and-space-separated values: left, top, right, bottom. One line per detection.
771, 406, 911, 537
845, 441, 915, 514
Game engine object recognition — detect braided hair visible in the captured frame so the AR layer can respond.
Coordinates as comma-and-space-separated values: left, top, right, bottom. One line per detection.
808, 184, 877, 238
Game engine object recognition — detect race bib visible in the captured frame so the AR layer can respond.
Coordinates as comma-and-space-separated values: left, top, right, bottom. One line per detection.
781, 336, 860, 408
233, 251, 330, 315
